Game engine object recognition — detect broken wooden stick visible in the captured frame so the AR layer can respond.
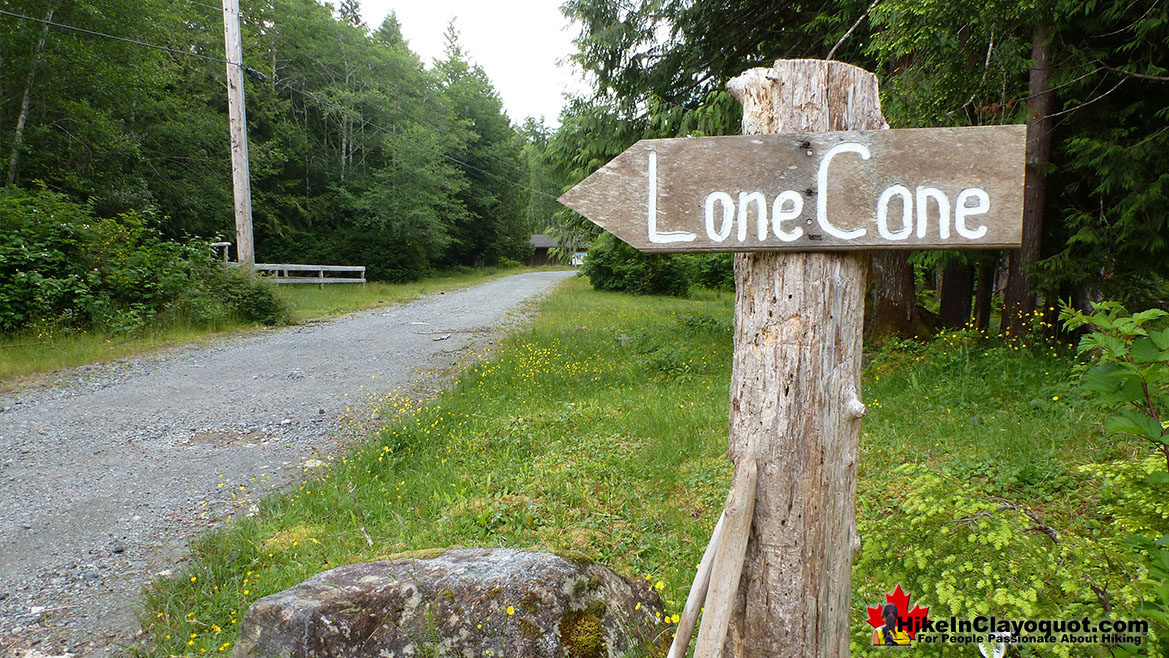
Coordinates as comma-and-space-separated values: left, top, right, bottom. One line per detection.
693, 455, 758, 658
667, 511, 726, 658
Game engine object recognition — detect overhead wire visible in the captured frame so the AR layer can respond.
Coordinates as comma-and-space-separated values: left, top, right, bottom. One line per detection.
0, 8, 230, 65
0, 5, 560, 201
185, 0, 557, 189
174, 0, 558, 198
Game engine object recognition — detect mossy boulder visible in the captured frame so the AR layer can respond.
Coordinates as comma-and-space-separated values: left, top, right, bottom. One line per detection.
233, 548, 665, 658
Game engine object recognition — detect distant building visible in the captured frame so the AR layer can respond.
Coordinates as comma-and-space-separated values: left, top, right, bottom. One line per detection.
524, 234, 588, 267
525, 234, 559, 266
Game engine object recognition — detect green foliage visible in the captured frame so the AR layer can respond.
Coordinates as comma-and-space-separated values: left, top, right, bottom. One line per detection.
581, 233, 690, 297
853, 464, 1150, 658
0, 187, 287, 334
1061, 301, 1169, 468
1080, 455, 1169, 537
688, 254, 735, 291
1125, 534, 1169, 654
0, 0, 533, 283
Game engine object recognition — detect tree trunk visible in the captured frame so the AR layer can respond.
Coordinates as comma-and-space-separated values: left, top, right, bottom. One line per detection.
973, 255, 996, 331
938, 261, 975, 329
1002, 21, 1054, 338
866, 252, 926, 341
721, 60, 882, 658
5, 5, 56, 187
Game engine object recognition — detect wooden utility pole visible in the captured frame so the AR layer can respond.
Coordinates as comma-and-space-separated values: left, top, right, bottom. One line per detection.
222, 0, 254, 266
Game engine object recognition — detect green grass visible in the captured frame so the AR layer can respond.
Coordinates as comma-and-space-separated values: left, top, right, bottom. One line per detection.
0, 266, 540, 390
0, 320, 252, 391
134, 281, 1160, 657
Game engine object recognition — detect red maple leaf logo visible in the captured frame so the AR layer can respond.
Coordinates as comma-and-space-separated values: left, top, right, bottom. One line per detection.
866, 585, 931, 640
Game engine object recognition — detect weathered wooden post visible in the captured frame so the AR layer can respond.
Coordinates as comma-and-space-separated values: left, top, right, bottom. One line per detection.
222, 0, 255, 267
719, 59, 882, 658
559, 58, 1025, 658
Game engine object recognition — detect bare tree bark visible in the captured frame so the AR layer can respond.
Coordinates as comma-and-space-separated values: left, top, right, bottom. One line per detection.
1002, 21, 1054, 338
973, 255, 996, 331
722, 59, 882, 658
866, 252, 926, 341
5, 4, 56, 187
938, 260, 975, 329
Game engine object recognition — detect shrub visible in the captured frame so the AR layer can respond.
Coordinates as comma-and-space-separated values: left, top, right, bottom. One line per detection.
689, 253, 735, 291
581, 232, 690, 297
212, 268, 289, 326
1060, 300, 1169, 471
0, 186, 288, 334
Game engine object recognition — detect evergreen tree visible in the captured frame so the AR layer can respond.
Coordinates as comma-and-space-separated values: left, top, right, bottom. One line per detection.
436, 22, 529, 266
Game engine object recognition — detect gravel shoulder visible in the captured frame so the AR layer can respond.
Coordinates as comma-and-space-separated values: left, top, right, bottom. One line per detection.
0, 270, 575, 657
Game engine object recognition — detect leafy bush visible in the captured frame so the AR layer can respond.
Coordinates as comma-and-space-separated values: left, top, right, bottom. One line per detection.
853, 464, 1149, 658
0, 187, 288, 334
1061, 301, 1169, 470
1124, 534, 1169, 655
581, 232, 690, 297
688, 253, 735, 291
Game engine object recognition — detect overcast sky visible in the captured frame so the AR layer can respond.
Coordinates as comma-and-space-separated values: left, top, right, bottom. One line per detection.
348, 0, 587, 128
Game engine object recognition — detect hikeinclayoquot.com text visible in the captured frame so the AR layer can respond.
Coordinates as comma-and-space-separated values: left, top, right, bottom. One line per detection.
897, 615, 1149, 646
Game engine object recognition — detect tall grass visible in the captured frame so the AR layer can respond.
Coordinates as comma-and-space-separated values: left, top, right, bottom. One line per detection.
135, 280, 1133, 657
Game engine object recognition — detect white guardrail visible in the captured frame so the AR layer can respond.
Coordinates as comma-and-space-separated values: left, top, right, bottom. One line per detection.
214, 244, 365, 286
253, 263, 366, 286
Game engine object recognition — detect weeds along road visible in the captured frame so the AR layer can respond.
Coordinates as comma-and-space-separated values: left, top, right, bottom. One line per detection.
0, 269, 575, 657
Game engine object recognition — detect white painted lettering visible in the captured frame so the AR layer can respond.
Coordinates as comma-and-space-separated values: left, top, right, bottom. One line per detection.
771, 191, 804, 242
915, 186, 951, 239
647, 151, 696, 244
817, 143, 869, 240
955, 188, 990, 239
738, 191, 767, 242
705, 191, 734, 242
876, 185, 912, 240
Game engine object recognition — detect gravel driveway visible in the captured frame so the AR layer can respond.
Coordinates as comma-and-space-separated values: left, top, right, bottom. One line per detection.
0, 270, 574, 657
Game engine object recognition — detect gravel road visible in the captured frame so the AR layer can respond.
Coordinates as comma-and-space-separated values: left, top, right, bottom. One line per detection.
0, 270, 574, 657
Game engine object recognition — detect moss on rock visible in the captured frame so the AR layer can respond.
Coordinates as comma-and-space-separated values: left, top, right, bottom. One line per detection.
559, 603, 607, 658
379, 547, 453, 562
551, 549, 595, 568
519, 591, 542, 614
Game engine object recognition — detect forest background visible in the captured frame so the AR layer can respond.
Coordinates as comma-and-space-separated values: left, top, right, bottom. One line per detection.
3, 1, 1169, 655
2, 0, 1167, 339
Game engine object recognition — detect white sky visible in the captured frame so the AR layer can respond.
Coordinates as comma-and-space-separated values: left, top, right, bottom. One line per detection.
350, 0, 587, 128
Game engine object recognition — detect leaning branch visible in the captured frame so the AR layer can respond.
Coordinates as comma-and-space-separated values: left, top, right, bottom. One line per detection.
827, 0, 883, 61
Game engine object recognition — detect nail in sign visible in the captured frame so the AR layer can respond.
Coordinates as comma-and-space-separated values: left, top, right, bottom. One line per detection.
558, 125, 1026, 253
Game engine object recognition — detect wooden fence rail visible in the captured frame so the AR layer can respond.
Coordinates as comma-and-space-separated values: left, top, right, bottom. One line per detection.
251, 263, 366, 287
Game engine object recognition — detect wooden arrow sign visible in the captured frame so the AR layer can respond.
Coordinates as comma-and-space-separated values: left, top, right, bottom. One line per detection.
559, 125, 1026, 253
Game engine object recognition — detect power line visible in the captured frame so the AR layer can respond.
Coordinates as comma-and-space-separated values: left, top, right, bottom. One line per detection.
195, 0, 549, 184
0, 5, 558, 201
0, 8, 230, 65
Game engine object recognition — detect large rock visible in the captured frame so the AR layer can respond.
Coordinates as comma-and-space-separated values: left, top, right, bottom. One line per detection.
233, 548, 667, 658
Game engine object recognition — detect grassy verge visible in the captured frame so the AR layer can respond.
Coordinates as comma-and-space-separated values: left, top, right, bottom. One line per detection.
0, 266, 542, 391
136, 280, 1160, 657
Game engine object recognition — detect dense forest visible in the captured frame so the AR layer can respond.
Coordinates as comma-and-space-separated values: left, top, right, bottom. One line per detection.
544, 0, 1169, 339
0, 0, 543, 287
1, 0, 1167, 337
